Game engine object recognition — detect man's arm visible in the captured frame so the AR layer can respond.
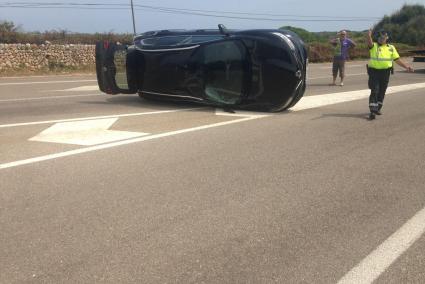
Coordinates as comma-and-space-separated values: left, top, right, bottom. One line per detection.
366, 29, 373, 49
394, 58, 414, 72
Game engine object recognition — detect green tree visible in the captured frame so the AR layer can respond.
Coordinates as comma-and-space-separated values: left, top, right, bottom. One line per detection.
374, 4, 425, 45
279, 26, 318, 43
0, 20, 20, 43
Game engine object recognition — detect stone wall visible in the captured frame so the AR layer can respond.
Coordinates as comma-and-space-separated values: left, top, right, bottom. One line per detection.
0, 43, 95, 72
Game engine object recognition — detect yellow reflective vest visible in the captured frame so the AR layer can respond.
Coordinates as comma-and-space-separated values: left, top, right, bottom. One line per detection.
368, 42, 400, 69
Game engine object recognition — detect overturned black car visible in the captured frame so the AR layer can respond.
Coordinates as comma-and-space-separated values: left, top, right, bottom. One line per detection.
96, 25, 307, 112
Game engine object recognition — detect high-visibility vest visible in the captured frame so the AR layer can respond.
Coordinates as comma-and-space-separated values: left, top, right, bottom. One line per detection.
368, 42, 400, 69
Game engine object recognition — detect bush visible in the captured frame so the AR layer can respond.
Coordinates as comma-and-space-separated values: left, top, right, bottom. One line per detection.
0, 20, 133, 44
374, 4, 425, 46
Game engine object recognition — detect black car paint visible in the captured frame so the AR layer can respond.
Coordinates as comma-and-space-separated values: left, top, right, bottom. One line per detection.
96, 28, 307, 112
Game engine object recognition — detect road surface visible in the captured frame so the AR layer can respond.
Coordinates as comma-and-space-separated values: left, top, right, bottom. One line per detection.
1, 59, 425, 283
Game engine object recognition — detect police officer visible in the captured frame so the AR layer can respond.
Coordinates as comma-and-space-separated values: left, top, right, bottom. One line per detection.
366, 29, 414, 120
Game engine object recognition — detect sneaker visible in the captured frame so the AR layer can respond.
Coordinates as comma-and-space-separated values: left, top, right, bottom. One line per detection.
368, 113, 376, 120
340, 82, 344, 86
375, 110, 382, 115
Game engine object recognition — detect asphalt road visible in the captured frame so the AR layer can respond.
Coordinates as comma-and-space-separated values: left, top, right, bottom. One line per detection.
1, 59, 425, 283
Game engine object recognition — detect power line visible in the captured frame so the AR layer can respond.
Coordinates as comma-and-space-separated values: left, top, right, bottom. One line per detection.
0, 2, 379, 22
4, 1, 381, 19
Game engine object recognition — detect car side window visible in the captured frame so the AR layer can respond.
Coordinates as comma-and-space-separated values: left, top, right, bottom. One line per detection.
202, 40, 246, 104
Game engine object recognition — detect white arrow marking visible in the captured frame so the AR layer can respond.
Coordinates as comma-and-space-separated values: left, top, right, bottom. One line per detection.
29, 118, 149, 146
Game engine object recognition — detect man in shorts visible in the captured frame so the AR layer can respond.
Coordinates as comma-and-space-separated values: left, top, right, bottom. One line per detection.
330, 30, 356, 86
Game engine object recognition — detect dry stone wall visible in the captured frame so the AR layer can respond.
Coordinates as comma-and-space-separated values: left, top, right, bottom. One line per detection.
0, 43, 95, 72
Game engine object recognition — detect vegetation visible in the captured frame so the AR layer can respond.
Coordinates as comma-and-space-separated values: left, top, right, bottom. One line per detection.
0, 3, 423, 75
374, 4, 425, 46
279, 4, 425, 62
0, 20, 133, 44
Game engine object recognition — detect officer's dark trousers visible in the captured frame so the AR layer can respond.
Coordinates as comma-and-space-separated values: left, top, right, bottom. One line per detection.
368, 68, 391, 112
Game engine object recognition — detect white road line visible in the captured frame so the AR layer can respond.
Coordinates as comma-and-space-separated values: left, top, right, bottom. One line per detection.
337, 207, 425, 284
0, 74, 94, 79
0, 115, 261, 170
29, 118, 149, 146
318, 65, 364, 70
0, 107, 202, 128
308, 73, 365, 80
0, 79, 97, 86
0, 93, 99, 103
1, 82, 424, 171
293, 82, 425, 111
59, 85, 99, 92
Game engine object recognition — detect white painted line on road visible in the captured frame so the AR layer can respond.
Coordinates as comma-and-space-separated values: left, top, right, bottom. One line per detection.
308, 73, 365, 80
0, 114, 262, 170
59, 85, 99, 92
0, 93, 99, 103
1, 82, 424, 170
215, 109, 268, 118
30, 118, 149, 146
337, 207, 425, 284
291, 82, 425, 112
0, 107, 202, 128
0, 79, 97, 86
318, 65, 364, 70
0, 74, 94, 79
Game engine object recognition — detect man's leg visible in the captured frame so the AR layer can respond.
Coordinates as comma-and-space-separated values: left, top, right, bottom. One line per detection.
331, 59, 338, 85
368, 69, 380, 119
339, 60, 345, 86
376, 69, 391, 114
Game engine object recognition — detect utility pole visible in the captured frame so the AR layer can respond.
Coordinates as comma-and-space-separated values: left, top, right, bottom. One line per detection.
130, 0, 137, 35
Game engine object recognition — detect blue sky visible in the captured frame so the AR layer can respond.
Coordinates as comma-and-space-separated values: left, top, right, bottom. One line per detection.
0, 0, 423, 33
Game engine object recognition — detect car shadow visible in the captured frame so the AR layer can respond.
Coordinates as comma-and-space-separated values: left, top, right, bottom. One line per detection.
83, 95, 202, 110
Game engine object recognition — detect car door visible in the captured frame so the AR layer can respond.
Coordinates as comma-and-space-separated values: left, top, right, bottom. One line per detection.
95, 41, 137, 94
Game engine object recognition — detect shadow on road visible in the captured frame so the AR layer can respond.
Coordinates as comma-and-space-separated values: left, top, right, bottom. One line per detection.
411, 68, 425, 74
313, 113, 371, 120
82, 95, 202, 110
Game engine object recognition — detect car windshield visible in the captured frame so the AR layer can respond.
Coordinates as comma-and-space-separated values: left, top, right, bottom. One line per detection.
139, 35, 224, 47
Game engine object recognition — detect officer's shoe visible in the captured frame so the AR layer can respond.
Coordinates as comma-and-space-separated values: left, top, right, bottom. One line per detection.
371, 110, 382, 115
368, 113, 376, 120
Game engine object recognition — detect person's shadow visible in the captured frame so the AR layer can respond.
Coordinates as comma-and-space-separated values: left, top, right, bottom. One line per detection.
313, 113, 371, 120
